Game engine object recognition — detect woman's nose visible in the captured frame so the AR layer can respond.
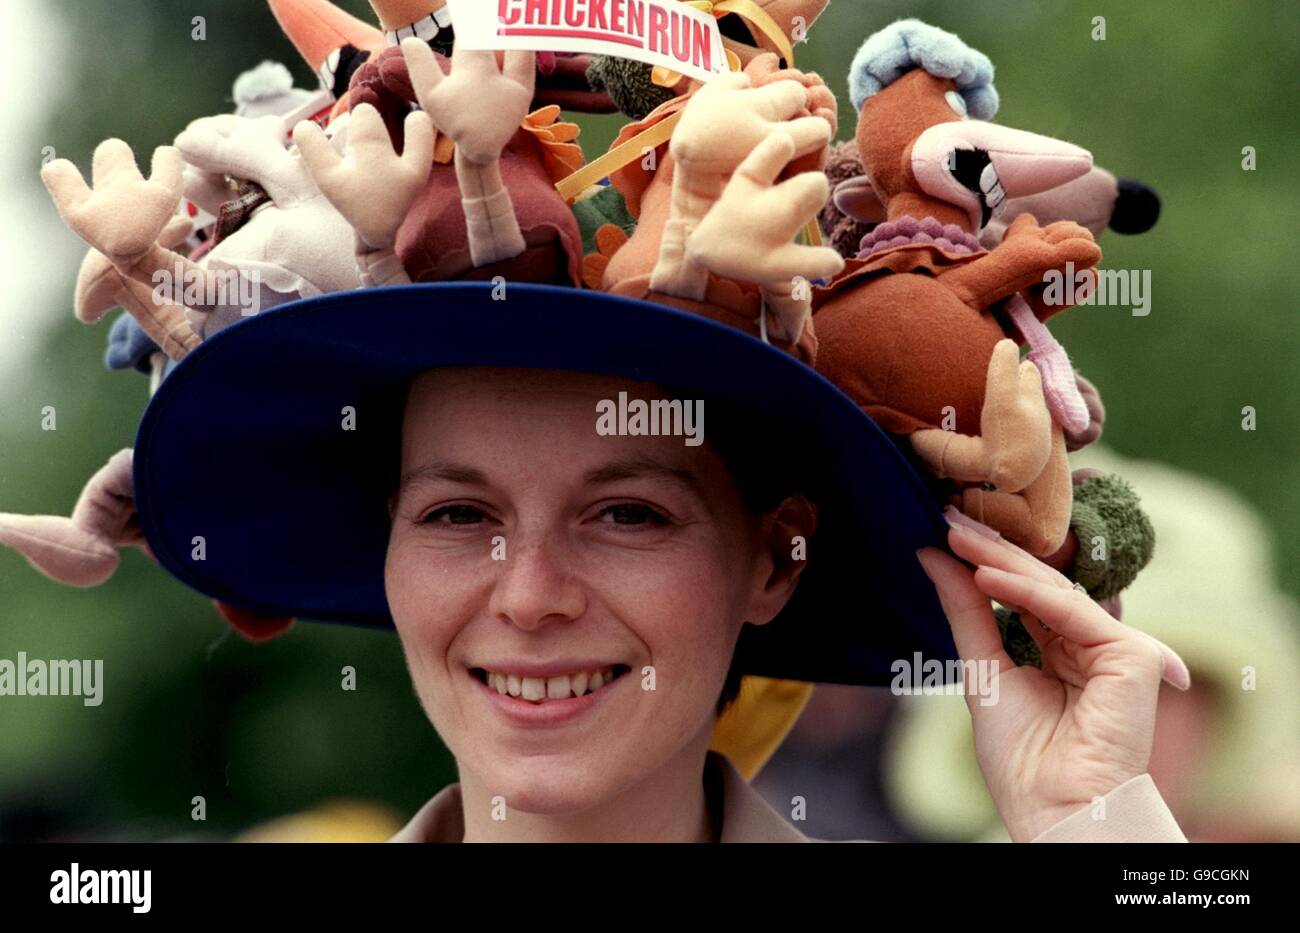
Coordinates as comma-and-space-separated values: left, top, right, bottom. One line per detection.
486, 532, 587, 631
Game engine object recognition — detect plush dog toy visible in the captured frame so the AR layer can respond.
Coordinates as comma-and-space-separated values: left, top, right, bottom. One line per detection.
813, 20, 1104, 555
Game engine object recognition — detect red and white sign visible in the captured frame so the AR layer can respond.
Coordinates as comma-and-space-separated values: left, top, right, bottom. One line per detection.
448, 0, 728, 83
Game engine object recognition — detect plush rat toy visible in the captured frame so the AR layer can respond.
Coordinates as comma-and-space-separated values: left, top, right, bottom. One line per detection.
823, 139, 1161, 259
812, 20, 1106, 555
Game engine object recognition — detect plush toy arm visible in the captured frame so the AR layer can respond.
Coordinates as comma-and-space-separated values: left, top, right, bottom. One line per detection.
651, 74, 834, 302
0, 449, 145, 588
294, 105, 434, 256
75, 227, 201, 363
939, 214, 1101, 311
402, 39, 533, 268
684, 132, 843, 339
354, 236, 411, 287
910, 340, 1053, 491
453, 155, 528, 268
42, 140, 184, 265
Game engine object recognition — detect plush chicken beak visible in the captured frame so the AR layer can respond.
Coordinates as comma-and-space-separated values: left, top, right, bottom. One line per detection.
911, 121, 1093, 230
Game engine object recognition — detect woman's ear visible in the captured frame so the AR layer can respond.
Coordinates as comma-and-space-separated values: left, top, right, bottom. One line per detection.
745, 494, 818, 627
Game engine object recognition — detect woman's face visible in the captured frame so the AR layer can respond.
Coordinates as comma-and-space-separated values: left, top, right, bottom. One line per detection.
385, 367, 806, 813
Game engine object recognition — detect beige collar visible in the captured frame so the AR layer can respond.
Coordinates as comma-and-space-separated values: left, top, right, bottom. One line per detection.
390, 749, 811, 843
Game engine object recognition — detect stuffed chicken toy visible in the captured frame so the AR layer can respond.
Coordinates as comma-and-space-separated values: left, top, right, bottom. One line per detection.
586, 8, 843, 363
812, 19, 1107, 555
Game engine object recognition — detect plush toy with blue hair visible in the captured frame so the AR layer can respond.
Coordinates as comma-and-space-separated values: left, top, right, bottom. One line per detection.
848, 18, 999, 118
813, 18, 1110, 556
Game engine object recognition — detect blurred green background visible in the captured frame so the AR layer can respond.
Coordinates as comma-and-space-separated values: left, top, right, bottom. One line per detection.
0, 0, 1295, 839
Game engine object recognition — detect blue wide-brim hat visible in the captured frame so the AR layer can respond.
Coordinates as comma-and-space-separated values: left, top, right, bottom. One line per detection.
133, 283, 957, 686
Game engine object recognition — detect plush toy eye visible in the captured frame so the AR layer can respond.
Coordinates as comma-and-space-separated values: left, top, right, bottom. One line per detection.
945, 90, 969, 118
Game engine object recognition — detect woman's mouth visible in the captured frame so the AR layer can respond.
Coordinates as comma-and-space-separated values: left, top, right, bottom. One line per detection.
470, 665, 631, 704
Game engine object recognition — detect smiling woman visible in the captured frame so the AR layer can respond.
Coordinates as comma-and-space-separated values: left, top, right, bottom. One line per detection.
384, 367, 816, 838
125, 281, 1193, 843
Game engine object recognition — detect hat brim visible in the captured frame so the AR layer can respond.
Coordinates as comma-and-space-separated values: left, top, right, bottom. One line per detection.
134, 283, 957, 686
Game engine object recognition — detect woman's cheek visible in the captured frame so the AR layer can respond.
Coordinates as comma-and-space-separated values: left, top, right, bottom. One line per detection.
587, 538, 739, 697
386, 543, 476, 676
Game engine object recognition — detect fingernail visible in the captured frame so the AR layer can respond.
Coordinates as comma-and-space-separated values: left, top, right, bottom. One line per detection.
1157, 640, 1192, 691
944, 506, 1002, 540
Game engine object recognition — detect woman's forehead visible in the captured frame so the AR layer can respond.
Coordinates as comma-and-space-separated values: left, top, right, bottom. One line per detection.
406, 366, 671, 408
400, 366, 718, 471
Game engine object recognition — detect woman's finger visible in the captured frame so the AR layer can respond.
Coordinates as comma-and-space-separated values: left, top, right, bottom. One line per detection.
945, 508, 1073, 592
917, 547, 1012, 668
973, 565, 1120, 644
972, 565, 1191, 690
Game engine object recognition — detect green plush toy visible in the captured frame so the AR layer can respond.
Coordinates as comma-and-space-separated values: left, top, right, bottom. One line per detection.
998, 471, 1157, 667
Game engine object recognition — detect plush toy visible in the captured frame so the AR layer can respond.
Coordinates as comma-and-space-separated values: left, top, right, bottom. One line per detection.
267, 0, 386, 122
822, 137, 1160, 615
329, 17, 585, 285
592, 52, 841, 363
586, 0, 830, 119
821, 138, 1161, 256
0, 59, 352, 646
812, 20, 1105, 555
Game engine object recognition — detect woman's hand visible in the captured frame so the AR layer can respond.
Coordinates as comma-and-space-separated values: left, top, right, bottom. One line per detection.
917, 509, 1190, 841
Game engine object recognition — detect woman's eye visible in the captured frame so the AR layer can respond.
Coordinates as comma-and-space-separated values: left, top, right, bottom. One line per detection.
600, 504, 669, 526
422, 504, 488, 526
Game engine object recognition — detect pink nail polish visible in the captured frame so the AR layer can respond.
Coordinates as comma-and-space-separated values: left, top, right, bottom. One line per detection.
944, 506, 1002, 540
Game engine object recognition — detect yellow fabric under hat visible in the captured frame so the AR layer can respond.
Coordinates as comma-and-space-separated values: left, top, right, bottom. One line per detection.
709, 675, 814, 780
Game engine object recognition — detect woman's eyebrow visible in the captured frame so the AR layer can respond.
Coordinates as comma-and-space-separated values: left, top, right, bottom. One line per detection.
583, 457, 705, 497
396, 460, 489, 497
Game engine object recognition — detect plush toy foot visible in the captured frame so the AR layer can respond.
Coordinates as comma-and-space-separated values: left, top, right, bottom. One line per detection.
0, 514, 120, 587
910, 340, 1052, 490
0, 449, 143, 586
960, 427, 1071, 555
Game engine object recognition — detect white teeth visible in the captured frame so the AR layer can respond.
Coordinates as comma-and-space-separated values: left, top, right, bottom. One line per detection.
482, 667, 620, 702
980, 163, 999, 194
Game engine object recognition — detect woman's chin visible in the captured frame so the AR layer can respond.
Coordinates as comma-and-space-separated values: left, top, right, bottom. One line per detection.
469, 753, 634, 815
